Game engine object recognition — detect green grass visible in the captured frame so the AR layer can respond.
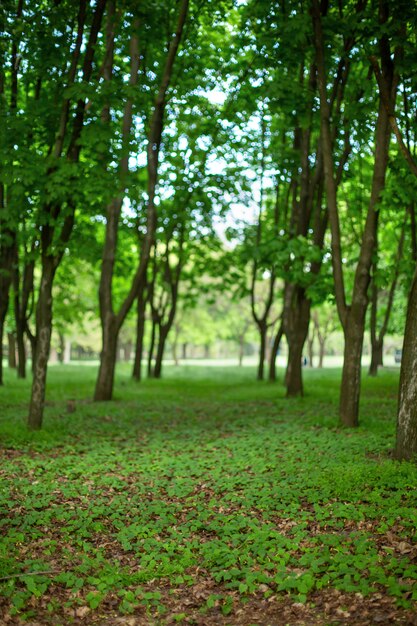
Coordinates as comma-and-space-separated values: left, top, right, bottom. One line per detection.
0, 364, 416, 624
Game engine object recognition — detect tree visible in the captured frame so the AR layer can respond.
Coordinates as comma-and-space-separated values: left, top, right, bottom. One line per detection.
313, 0, 398, 426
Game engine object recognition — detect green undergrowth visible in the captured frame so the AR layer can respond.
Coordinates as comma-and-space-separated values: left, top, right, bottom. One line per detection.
0, 364, 416, 623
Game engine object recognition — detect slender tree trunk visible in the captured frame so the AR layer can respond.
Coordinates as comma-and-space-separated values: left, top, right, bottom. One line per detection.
307, 334, 314, 368
369, 339, 383, 376
8, 333, 16, 368
28, 266, 54, 429
94, 316, 118, 401
318, 339, 325, 368
16, 321, 26, 378
0, 229, 14, 385
148, 317, 157, 377
58, 332, 65, 364
238, 335, 244, 367
269, 322, 284, 382
286, 334, 306, 397
132, 289, 146, 380
0, 319, 5, 385
395, 268, 417, 459
284, 288, 311, 396
339, 312, 366, 428
173, 340, 179, 366
182, 343, 187, 359
153, 327, 168, 378
257, 324, 267, 380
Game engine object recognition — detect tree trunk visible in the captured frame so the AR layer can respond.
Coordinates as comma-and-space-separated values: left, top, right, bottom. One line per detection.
16, 321, 26, 378
182, 343, 187, 359
58, 332, 65, 364
8, 333, 16, 368
284, 287, 311, 396
257, 324, 267, 380
269, 323, 284, 382
173, 341, 179, 366
307, 335, 314, 368
148, 317, 157, 377
318, 339, 325, 368
28, 268, 54, 430
153, 327, 168, 378
339, 312, 366, 427
0, 319, 5, 385
132, 288, 146, 380
94, 316, 118, 401
0, 229, 14, 385
64, 339, 71, 364
238, 335, 244, 367
369, 339, 383, 376
395, 268, 417, 460
286, 334, 305, 397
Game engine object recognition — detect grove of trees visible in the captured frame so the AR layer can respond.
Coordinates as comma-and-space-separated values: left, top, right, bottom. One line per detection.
1, 0, 417, 459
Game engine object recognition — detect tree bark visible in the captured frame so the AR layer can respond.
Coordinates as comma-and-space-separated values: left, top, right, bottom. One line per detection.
94, 315, 118, 401
147, 317, 157, 377
238, 335, 245, 367
28, 264, 54, 429
268, 322, 284, 382
395, 268, 417, 459
132, 289, 146, 380
7, 333, 16, 368
0, 223, 15, 385
153, 327, 168, 378
369, 339, 383, 376
339, 312, 366, 427
257, 323, 267, 381
318, 339, 325, 368
284, 284, 311, 396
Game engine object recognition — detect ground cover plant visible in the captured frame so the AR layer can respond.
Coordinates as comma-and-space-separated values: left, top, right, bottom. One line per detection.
0, 364, 417, 625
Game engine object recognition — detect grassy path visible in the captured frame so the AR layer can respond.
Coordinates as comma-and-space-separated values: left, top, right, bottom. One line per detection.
0, 365, 416, 625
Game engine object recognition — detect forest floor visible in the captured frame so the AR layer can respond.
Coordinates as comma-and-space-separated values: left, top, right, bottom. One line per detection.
0, 364, 417, 626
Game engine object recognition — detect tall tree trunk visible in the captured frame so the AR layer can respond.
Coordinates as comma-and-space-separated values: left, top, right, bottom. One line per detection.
238, 335, 245, 367
307, 332, 314, 368
132, 290, 145, 377
8, 333, 16, 368
28, 265, 54, 429
369, 339, 383, 376
284, 286, 311, 396
318, 339, 325, 368
395, 268, 417, 459
257, 323, 267, 381
94, 316, 118, 401
0, 225, 15, 385
339, 312, 366, 428
153, 327, 168, 378
0, 319, 5, 384
16, 320, 26, 378
148, 317, 157, 377
269, 322, 284, 382
58, 332, 65, 364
